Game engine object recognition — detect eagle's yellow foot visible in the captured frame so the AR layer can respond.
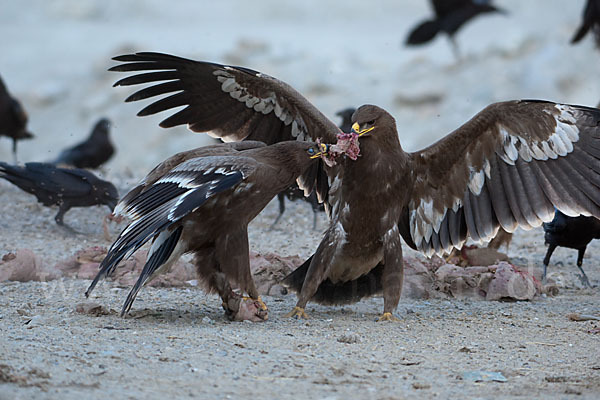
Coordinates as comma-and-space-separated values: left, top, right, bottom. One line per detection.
377, 312, 400, 322
243, 296, 268, 311
223, 296, 268, 322
284, 306, 309, 319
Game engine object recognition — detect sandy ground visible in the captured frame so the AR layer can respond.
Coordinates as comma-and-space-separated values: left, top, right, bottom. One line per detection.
0, 185, 599, 400
1, 0, 600, 399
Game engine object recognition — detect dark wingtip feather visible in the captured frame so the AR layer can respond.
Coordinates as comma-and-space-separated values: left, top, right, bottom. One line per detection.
112, 52, 194, 64
120, 227, 183, 316
85, 270, 105, 298
112, 54, 143, 62
571, 25, 588, 44
135, 92, 189, 117
158, 120, 175, 129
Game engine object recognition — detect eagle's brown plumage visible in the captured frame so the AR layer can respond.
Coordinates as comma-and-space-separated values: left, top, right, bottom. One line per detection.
85, 140, 330, 320
109, 52, 600, 320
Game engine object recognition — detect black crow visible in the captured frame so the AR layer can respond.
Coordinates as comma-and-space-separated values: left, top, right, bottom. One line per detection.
85, 140, 334, 319
542, 210, 600, 287
336, 107, 356, 133
0, 162, 119, 226
53, 118, 115, 168
0, 75, 34, 161
571, 0, 600, 46
405, 0, 505, 57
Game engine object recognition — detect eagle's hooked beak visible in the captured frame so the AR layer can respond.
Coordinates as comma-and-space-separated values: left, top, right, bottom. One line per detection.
310, 143, 330, 159
352, 122, 375, 137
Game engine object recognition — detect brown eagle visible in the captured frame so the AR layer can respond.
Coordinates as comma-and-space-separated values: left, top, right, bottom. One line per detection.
109, 52, 600, 321
85, 141, 331, 321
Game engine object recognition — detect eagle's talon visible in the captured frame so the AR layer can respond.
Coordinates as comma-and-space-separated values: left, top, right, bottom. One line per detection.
256, 296, 268, 311
243, 296, 268, 311
377, 312, 400, 322
284, 306, 309, 319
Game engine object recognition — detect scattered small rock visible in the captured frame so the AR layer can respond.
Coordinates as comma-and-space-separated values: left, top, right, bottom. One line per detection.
249, 252, 302, 295
0, 364, 50, 387
337, 333, 361, 344
545, 376, 569, 383
462, 370, 507, 382
24, 315, 44, 329
102, 325, 128, 330
16, 308, 31, 317
567, 313, 600, 322
565, 387, 582, 395
2, 253, 16, 262
541, 283, 560, 296
0, 364, 24, 384
399, 359, 421, 366
1, 249, 61, 282
486, 263, 538, 301
412, 382, 431, 389
75, 302, 110, 316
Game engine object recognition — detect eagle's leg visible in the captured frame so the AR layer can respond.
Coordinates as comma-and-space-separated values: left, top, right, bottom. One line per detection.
378, 228, 403, 322
284, 246, 330, 319
208, 272, 268, 322
196, 246, 266, 322
215, 228, 268, 315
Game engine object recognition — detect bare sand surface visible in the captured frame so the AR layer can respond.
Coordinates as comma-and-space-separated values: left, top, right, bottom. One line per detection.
1, 1, 600, 399
0, 184, 599, 400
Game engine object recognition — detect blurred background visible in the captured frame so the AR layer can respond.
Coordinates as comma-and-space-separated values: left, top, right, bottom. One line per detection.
1, 0, 598, 175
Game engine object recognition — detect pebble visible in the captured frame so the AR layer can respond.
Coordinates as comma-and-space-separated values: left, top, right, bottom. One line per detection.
337, 333, 361, 344
25, 315, 44, 329
462, 371, 507, 382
